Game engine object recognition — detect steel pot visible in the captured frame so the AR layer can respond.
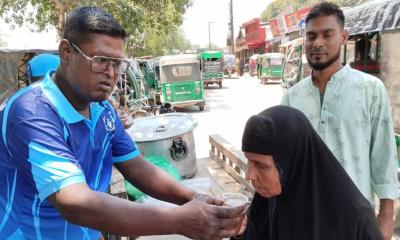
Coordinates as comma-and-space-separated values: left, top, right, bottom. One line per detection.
127, 113, 198, 178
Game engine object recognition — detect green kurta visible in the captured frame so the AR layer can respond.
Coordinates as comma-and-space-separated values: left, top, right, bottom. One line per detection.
282, 64, 399, 203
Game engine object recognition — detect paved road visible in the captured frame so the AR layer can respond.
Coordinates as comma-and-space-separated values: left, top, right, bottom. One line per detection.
178, 73, 284, 159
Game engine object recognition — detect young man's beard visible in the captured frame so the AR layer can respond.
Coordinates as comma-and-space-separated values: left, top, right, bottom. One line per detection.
307, 48, 341, 71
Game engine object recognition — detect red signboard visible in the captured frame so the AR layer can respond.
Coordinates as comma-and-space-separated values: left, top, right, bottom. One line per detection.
284, 7, 312, 32
243, 18, 266, 50
269, 18, 281, 38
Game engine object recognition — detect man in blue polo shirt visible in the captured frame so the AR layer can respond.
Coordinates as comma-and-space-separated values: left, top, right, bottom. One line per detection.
0, 7, 245, 240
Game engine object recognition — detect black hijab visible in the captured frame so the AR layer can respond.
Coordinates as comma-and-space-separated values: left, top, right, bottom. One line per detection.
241, 106, 383, 240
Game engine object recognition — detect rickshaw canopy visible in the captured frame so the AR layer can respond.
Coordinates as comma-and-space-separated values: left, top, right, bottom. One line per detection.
263, 53, 284, 59
198, 51, 223, 60
158, 54, 201, 84
344, 0, 400, 36
260, 53, 285, 66
159, 54, 199, 67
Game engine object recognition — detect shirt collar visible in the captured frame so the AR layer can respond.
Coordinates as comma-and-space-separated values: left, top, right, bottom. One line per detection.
41, 70, 105, 124
330, 64, 351, 82
310, 64, 351, 87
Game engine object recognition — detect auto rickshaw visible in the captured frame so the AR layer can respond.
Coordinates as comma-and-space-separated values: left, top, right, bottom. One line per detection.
223, 54, 236, 78
198, 51, 224, 88
258, 53, 285, 84
281, 38, 312, 89
137, 58, 158, 102
154, 54, 205, 111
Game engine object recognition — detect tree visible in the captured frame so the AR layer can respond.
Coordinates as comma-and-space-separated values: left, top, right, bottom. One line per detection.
0, 0, 192, 54
132, 26, 194, 57
260, 0, 360, 22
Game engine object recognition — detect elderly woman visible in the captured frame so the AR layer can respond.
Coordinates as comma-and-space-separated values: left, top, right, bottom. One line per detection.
240, 106, 383, 240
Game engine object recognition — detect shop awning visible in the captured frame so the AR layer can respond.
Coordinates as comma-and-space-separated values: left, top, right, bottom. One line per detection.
344, 0, 400, 36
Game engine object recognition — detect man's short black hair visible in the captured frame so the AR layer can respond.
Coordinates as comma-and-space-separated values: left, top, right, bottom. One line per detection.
305, 2, 345, 28
63, 6, 127, 45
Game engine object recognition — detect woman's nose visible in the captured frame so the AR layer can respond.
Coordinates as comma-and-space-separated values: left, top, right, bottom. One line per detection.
246, 164, 256, 181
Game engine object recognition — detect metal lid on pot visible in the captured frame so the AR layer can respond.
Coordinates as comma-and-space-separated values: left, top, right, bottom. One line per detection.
127, 113, 198, 142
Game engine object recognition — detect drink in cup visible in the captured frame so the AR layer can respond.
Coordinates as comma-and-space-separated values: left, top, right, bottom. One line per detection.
223, 192, 249, 207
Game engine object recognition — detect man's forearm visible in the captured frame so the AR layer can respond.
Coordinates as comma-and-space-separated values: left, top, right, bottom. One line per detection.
378, 199, 394, 219
50, 183, 179, 236
377, 199, 394, 240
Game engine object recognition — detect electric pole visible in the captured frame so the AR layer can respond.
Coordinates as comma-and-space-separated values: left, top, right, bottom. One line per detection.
229, 0, 234, 54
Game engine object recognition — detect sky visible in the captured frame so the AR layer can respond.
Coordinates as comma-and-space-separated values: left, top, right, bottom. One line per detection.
182, 0, 272, 48
0, 23, 59, 49
0, 0, 271, 49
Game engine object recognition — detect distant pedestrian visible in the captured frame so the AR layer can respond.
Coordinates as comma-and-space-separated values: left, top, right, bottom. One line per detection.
27, 53, 60, 83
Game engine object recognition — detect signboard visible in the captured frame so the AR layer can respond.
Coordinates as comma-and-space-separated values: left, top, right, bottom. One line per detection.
269, 18, 281, 38
284, 7, 312, 33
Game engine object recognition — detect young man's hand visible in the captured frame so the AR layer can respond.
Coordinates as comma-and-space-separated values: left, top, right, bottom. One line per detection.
377, 199, 394, 240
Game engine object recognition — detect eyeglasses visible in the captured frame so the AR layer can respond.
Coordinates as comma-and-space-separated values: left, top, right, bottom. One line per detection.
69, 41, 130, 75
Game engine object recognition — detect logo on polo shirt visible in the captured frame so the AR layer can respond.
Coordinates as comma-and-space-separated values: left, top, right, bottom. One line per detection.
103, 110, 116, 132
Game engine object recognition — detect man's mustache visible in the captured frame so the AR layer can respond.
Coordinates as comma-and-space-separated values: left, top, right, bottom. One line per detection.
311, 48, 326, 54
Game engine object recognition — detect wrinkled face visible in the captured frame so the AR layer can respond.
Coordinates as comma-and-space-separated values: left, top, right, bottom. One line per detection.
61, 33, 125, 103
305, 15, 347, 71
245, 152, 282, 198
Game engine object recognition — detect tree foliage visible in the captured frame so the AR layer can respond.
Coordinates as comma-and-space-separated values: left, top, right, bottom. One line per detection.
132, 26, 193, 57
260, 0, 360, 22
0, 0, 192, 55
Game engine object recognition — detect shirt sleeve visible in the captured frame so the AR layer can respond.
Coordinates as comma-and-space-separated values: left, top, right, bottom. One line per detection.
369, 81, 399, 199
6, 111, 86, 201
111, 109, 140, 163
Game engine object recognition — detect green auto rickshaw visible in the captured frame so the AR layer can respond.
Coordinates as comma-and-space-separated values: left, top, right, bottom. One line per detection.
258, 53, 285, 84
198, 51, 224, 88
155, 54, 205, 111
137, 58, 158, 101
280, 38, 312, 90
115, 59, 151, 116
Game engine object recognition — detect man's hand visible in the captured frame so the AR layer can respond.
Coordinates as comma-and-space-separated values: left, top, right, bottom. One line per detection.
194, 193, 249, 238
377, 199, 394, 240
174, 195, 246, 240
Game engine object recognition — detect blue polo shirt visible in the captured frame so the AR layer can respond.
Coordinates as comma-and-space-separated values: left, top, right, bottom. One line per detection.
0, 71, 140, 240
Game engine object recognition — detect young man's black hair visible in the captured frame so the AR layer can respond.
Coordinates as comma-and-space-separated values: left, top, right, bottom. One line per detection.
305, 2, 345, 28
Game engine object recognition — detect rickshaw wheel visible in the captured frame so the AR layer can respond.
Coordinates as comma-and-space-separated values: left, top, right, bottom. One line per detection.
199, 106, 205, 111
218, 81, 222, 88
